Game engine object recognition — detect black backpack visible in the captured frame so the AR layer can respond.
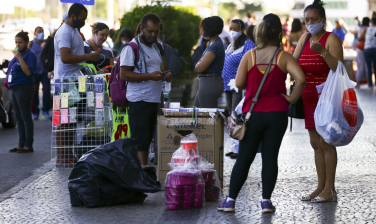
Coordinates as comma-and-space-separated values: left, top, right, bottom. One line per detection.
40, 30, 57, 72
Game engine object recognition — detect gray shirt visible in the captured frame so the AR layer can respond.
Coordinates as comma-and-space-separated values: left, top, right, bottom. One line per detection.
54, 23, 85, 79
120, 39, 162, 103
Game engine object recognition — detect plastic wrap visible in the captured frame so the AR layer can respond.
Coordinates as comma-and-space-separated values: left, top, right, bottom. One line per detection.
235, 97, 245, 115
197, 157, 222, 202
180, 133, 198, 156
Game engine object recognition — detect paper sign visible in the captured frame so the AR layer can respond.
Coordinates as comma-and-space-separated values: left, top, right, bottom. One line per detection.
53, 111, 60, 126
54, 79, 61, 93
60, 0, 95, 6
87, 91, 95, 108
96, 93, 104, 108
69, 107, 77, 123
62, 79, 69, 92
95, 109, 104, 126
95, 77, 104, 92
53, 95, 61, 111
111, 108, 131, 141
78, 76, 86, 92
86, 76, 95, 92
61, 109, 69, 124
61, 93, 69, 108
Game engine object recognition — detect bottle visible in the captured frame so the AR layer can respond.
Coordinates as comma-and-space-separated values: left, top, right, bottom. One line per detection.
163, 92, 170, 108
162, 81, 171, 93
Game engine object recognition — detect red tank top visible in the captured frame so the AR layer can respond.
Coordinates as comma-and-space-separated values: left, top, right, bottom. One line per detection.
242, 50, 289, 114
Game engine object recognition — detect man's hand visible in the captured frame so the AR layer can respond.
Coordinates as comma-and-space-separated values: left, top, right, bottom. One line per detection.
148, 71, 164, 81
89, 52, 100, 61
163, 71, 172, 82
48, 71, 54, 79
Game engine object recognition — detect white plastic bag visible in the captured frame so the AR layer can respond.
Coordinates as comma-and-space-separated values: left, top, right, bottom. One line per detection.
235, 97, 245, 115
314, 61, 363, 146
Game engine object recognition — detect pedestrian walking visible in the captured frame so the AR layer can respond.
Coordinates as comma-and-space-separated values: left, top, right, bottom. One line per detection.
120, 13, 172, 167
84, 22, 114, 73
295, 0, 345, 203
354, 17, 370, 85
332, 19, 347, 45
194, 16, 225, 108
358, 17, 376, 88
7, 31, 37, 153
53, 3, 99, 166
30, 26, 51, 120
218, 13, 305, 213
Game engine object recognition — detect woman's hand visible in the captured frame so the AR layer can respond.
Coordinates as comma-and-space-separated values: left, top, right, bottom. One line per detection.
310, 41, 326, 54
48, 72, 54, 79
12, 50, 21, 60
280, 93, 297, 105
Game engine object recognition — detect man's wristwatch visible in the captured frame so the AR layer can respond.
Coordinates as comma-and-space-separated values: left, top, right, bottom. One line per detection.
320, 50, 328, 58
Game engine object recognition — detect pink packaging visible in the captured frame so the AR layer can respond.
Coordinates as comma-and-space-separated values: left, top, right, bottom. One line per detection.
182, 193, 193, 201
194, 191, 204, 200
183, 185, 194, 194
194, 199, 204, 208
165, 193, 181, 203
173, 156, 199, 164
195, 183, 205, 192
205, 186, 220, 202
165, 185, 182, 195
182, 200, 193, 209
166, 202, 180, 210
169, 171, 200, 186
205, 179, 216, 187
201, 169, 215, 180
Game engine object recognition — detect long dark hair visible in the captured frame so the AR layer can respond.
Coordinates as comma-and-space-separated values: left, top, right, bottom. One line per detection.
115, 28, 133, 45
230, 19, 248, 50
291, 19, 302, 32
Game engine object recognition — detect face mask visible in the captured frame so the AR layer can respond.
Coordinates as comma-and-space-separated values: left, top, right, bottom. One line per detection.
93, 34, 101, 46
73, 16, 85, 29
36, 33, 44, 41
121, 40, 128, 45
203, 35, 210, 40
306, 18, 324, 35
141, 34, 154, 45
18, 47, 27, 53
230, 31, 242, 40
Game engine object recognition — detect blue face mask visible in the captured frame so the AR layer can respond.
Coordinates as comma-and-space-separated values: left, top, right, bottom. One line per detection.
36, 33, 44, 41
306, 18, 324, 35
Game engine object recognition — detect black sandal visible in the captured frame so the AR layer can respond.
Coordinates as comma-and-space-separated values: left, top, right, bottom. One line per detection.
230, 153, 238, 159
225, 152, 235, 157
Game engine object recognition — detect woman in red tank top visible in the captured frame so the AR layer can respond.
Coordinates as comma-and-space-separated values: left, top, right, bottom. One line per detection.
218, 13, 305, 213
294, 0, 344, 203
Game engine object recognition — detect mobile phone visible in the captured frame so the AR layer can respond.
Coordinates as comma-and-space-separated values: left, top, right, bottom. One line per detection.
161, 70, 170, 75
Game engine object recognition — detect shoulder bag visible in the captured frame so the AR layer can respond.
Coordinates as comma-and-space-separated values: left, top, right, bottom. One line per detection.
228, 48, 280, 140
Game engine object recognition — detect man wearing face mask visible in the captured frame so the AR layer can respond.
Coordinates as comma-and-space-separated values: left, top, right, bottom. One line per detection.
29, 26, 51, 120
54, 3, 100, 80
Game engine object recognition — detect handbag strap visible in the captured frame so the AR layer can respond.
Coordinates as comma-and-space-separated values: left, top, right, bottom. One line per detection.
245, 47, 279, 121
298, 33, 311, 60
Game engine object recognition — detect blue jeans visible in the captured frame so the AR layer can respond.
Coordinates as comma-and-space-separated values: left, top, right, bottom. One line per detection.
363, 48, 376, 86
33, 72, 51, 114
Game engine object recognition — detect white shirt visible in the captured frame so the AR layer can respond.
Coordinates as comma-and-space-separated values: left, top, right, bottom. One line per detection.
364, 27, 376, 50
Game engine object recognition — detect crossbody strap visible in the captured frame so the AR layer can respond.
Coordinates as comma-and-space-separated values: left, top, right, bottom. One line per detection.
245, 47, 279, 121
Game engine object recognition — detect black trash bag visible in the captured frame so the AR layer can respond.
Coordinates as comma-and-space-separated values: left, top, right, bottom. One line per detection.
68, 138, 161, 208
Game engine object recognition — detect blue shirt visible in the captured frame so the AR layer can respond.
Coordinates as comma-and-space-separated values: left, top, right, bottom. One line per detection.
7, 49, 37, 88
201, 37, 225, 74
30, 39, 46, 74
222, 39, 255, 91
332, 27, 346, 41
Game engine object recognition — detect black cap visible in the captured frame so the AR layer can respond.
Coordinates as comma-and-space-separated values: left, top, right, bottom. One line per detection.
262, 13, 282, 32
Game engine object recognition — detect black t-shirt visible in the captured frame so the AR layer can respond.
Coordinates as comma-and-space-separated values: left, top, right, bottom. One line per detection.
83, 41, 114, 70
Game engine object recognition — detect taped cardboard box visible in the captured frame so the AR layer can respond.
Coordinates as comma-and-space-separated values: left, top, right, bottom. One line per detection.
157, 115, 224, 190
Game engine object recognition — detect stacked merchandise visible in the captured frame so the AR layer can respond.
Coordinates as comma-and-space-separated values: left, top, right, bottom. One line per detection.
164, 134, 205, 210
199, 163, 221, 202
51, 67, 113, 167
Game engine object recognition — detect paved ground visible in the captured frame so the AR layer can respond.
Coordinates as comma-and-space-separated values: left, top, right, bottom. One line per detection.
0, 86, 375, 224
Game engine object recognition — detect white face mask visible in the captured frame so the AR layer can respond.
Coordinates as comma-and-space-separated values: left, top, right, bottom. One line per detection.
230, 31, 242, 40
306, 18, 324, 35
121, 40, 128, 45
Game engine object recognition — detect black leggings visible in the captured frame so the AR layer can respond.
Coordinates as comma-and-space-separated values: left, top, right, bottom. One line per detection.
229, 111, 288, 199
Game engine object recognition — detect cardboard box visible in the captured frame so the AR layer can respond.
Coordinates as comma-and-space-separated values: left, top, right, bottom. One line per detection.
157, 115, 224, 190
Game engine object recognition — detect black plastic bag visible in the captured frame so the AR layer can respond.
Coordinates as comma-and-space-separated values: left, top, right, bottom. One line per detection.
68, 138, 161, 208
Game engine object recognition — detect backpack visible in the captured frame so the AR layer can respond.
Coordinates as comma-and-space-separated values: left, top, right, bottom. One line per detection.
163, 43, 186, 76
108, 42, 139, 108
191, 44, 207, 71
40, 32, 56, 72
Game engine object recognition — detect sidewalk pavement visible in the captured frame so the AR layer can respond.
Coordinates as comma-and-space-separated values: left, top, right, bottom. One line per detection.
0, 87, 376, 224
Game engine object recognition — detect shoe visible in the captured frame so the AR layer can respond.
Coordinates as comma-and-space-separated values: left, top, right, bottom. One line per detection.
42, 111, 52, 119
301, 188, 323, 201
9, 147, 21, 153
225, 152, 235, 156
261, 200, 276, 213
311, 189, 337, 203
32, 113, 39, 120
230, 153, 238, 159
218, 197, 235, 212
17, 147, 34, 153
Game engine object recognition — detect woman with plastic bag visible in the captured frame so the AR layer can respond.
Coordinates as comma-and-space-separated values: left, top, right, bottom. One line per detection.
218, 14, 305, 213
295, 0, 352, 203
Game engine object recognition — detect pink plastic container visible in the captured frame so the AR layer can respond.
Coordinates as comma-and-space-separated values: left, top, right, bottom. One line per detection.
169, 171, 200, 186
183, 185, 194, 194
194, 199, 204, 208
165, 185, 182, 195
205, 179, 215, 187
165, 193, 181, 203
205, 187, 220, 202
182, 193, 194, 201
182, 200, 193, 209
201, 170, 215, 180
195, 183, 205, 192
181, 141, 197, 156
194, 191, 204, 200
166, 202, 180, 210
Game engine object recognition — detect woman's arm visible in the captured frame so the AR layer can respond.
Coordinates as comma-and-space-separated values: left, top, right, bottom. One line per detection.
13, 51, 32, 76
281, 53, 306, 104
292, 32, 310, 60
235, 50, 252, 89
195, 51, 216, 73
311, 33, 344, 71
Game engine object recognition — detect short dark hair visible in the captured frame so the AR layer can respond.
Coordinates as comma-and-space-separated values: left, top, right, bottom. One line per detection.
34, 26, 43, 32
304, 0, 326, 18
231, 19, 245, 30
246, 25, 255, 42
291, 19, 302, 32
362, 17, 370, 27
15, 31, 29, 42
200, 16, 223, 38
91, 22, 109, 33
115, 28, 133, 45
68, 3, 88, 18
140, 13, 160, 29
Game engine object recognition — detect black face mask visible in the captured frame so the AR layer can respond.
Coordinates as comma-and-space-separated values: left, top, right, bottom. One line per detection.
73, 16, 85, 29
141, 34, 154, 45
18, 47, 27, 53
